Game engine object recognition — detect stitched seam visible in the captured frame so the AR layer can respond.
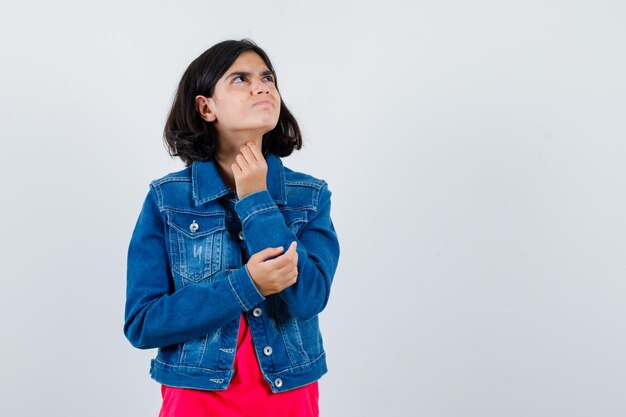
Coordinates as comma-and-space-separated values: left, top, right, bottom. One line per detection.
291, 319, 309, 361
162, 207, 225, 216
236, 200, 277, 215
167, 220, 224, 238
278, 160, 286, 202
284, 180, 324, 189
227, 272, 248, 310
279, 206, 315, 213
152, 184, 164, 211
240, 206, 279, 225
197, 335, 208, 366
168, 227, 180, 276
192, 163, 199, 203
269, 352, 326, 375
246, 264, 264, 299
151, 176, 191, 186
177, 232, 187, 279
197, 191, 230, 205
274, 302, 298, 365
179, 345, 185, 364
313, 183, 327, 207
240, 190, 267, 200
153, 357, 229, 373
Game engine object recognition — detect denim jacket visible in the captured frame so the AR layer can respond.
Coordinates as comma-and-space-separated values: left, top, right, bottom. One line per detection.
124, 152, 340, 393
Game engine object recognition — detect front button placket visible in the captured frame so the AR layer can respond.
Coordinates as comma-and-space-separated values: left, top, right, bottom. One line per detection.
222, 192, 260, 372
222, 194, 244, 244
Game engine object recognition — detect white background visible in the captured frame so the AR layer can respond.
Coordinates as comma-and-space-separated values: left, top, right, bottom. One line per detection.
1, 1, 625, 416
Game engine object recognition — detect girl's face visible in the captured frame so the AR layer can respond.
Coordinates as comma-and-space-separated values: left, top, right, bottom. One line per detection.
196, 51, 281, 147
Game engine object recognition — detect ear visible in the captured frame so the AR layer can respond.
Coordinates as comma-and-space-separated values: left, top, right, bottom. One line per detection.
195, 95, 217, 122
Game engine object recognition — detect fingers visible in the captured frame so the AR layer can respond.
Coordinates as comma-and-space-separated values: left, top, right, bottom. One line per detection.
234, 153, 247, 173
264, 241, 298, 269
250, 246, 285, 263
231, 142, 264, 175
239, 144, 258, 164
230, 161, 242, 175
275, 259, 297, 277
239, 141, 263, 166
246, 141, 263, 160
248, 242, 299, 295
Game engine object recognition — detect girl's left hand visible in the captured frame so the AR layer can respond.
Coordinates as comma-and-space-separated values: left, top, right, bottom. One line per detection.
231, 141, 268, 200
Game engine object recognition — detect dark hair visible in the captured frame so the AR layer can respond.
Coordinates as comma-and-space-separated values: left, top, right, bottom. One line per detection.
163, 39, 303, 166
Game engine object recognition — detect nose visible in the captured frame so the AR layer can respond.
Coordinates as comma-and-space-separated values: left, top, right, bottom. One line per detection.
251, 77, 269, 95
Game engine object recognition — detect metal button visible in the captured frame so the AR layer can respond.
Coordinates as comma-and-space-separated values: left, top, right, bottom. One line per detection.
263, 346, 273, 356
252, 308, 262, 317
274, 378, 283, 387
189, 220, 199, 233
238, 230, 244, 240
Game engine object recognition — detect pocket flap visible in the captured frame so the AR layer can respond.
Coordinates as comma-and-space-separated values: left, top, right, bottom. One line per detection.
167, 211, 225, 239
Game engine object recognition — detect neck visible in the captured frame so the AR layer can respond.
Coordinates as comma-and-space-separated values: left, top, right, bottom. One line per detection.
213, 134, 264, 193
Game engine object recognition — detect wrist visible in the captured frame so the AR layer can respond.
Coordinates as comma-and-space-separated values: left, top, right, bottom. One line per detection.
238, 187, 267, 200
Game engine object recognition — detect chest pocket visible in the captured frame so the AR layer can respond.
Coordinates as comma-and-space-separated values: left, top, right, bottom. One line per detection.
167, 211, 225, 283
281, 209, 308, 236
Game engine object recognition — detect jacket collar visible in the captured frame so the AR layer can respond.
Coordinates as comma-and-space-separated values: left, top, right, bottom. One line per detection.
191, 152, 287, 206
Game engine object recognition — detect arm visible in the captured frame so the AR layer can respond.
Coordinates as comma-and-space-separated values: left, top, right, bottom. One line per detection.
123, 185, 265, 349
234, 183, 340, 321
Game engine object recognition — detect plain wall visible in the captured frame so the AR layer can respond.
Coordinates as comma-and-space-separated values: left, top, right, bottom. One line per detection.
1, 0, 625, 416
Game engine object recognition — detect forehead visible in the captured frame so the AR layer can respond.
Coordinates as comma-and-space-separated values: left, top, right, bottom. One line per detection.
225, 51, 270, 73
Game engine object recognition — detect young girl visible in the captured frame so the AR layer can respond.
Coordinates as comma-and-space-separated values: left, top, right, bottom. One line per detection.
124, 39, 340, 417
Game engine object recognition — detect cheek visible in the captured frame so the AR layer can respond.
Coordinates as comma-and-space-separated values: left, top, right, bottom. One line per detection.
275, 104, 281, 118
218, 98, 244, 118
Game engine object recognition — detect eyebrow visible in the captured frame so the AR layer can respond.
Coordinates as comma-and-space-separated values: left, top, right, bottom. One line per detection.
225, 69, 275, 80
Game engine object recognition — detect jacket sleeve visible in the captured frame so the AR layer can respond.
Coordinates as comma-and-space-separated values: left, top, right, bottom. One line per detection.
234, 182, 340, 321
123, 185, 265, 350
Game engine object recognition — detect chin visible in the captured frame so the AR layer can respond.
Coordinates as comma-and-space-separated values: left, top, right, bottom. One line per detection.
259, 119, 280, 132
243, 116, 279, 135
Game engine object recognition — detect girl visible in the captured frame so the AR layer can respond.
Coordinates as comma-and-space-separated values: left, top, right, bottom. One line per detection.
124, 39, 340, 417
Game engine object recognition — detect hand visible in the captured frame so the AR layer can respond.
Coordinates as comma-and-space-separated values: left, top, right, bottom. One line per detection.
231, 141, 268, 200
246, 241, 299, 296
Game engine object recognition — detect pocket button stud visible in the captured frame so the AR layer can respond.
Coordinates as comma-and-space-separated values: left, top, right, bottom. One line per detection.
190, 220, 199, 233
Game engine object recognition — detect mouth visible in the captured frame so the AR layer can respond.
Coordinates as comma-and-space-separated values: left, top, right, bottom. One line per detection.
253, 100, 272, 107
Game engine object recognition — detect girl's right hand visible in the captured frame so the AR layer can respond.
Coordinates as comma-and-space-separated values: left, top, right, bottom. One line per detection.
246, 241, 298, 296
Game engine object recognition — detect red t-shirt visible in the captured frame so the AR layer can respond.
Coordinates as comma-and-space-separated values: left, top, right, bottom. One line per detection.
159, 313, 319, 417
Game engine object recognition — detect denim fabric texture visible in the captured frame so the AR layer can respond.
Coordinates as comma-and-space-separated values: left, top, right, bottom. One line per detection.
124, 152, 340, 393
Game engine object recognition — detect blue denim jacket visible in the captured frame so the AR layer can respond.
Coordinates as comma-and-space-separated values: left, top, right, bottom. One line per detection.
124, 152, 340, 393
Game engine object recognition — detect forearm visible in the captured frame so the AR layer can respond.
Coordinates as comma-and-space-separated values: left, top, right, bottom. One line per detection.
234, 188, 340, 320
124, 265, 264, 349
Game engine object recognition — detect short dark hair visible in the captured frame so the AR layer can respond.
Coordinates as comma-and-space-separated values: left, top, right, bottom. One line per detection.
163, 39, 303, 166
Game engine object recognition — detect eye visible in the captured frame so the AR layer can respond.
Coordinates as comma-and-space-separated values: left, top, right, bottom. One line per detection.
232, 74, 275, 84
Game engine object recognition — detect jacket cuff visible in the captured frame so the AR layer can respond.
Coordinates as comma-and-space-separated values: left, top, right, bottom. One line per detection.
234, 190, 278, 225
227, 265, 265, 311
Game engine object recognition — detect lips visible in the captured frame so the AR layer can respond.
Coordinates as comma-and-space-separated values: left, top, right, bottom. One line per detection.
253, 100, 272, 106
